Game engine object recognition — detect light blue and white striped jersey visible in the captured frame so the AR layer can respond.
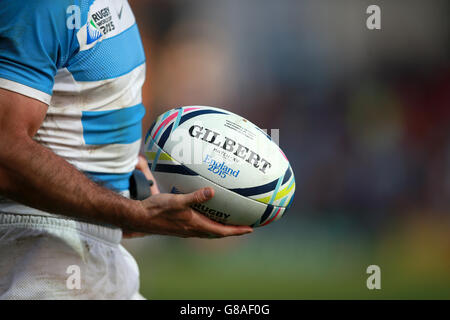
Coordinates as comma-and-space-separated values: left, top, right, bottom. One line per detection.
0, 0, 146, 214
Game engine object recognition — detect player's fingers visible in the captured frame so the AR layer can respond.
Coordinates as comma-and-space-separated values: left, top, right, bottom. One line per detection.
122, 231, 148, 238
192, 212, 253, 237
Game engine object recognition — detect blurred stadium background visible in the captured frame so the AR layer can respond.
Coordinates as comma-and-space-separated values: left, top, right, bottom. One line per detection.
123, 0, 450, 299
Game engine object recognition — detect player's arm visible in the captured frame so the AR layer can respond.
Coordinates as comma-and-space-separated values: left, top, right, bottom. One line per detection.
0, 89, 252, 238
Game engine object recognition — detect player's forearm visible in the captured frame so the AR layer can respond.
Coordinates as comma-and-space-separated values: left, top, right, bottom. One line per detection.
0, 135, 145, 230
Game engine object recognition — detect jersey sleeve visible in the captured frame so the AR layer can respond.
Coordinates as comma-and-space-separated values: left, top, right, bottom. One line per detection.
0, 0, 77, 105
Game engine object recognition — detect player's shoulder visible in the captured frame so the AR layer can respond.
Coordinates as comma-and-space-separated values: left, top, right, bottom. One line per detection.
0, 0, 84, 26
1, 0, 77, 12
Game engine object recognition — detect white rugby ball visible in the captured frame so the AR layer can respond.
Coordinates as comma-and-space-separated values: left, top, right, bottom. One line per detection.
143, 106, 295, 227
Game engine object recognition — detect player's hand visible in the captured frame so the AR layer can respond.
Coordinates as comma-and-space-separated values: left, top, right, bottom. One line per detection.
123, 155, 161, 238
135, 154, 160, 195
136, 187, 253, 238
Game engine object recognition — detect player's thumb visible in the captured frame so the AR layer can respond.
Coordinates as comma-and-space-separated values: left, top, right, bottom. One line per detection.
182, 187, 215, 206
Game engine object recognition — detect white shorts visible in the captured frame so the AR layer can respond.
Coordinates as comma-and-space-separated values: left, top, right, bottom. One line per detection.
0, 213, 144, 300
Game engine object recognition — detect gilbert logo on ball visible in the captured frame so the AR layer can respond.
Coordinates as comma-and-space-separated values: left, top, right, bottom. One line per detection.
144, 106, 295, 227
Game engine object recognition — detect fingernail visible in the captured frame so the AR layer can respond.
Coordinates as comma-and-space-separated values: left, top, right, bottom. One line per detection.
203, 188, 212, 198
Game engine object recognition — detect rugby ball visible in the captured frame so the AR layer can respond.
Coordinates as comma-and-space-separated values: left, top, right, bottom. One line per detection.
143, 106, 295, 227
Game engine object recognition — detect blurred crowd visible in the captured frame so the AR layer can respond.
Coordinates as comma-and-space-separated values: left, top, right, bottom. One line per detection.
130, 0, 450, 232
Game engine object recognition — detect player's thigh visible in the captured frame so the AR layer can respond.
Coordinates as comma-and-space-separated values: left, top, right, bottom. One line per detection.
0, 224, 140, 299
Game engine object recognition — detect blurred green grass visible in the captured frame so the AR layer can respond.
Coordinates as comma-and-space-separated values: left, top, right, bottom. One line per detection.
123, 214, 450, 300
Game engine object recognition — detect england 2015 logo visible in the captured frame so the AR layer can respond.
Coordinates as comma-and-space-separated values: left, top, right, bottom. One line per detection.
204, 155, 240, 179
